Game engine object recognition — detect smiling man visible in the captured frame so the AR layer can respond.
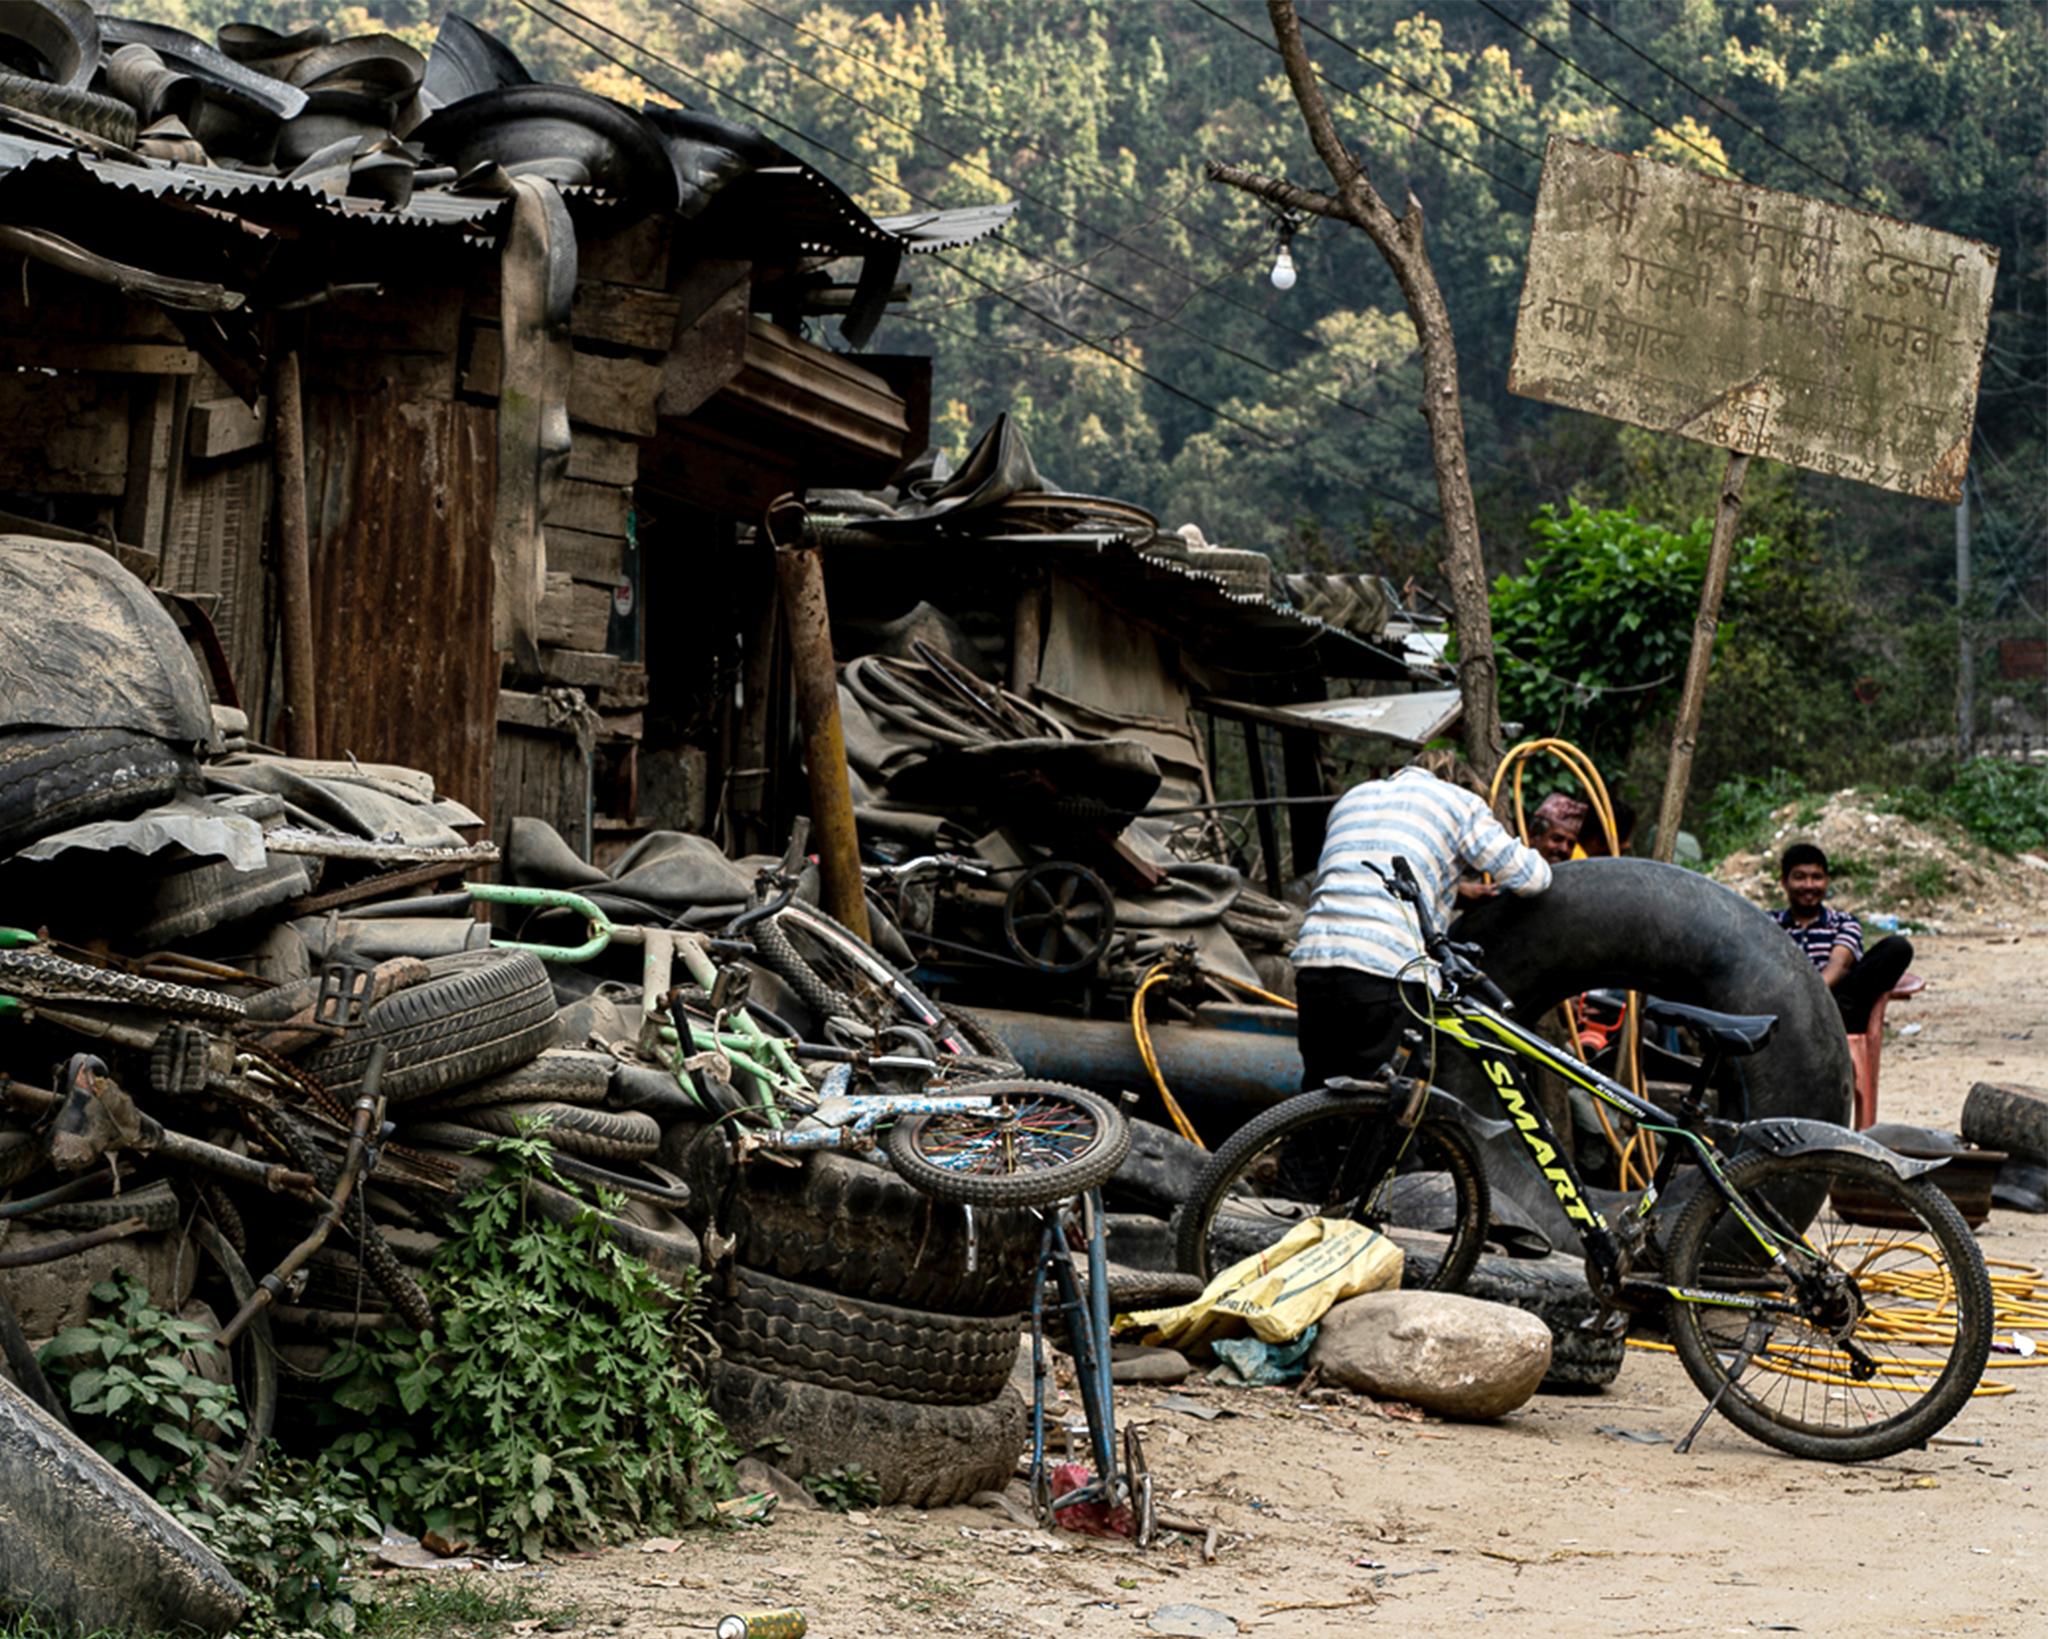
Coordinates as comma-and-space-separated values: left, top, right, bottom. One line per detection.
1772, 842, 1914, 1033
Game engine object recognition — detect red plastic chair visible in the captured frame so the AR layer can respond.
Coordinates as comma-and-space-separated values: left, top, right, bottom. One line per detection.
1846, 973, 1926, 1130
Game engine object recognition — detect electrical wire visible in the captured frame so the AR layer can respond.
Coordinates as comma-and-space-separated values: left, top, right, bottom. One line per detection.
1297, 10, 1545, 163
522, 0, 1465, 489
1186, 0, 1537, 203
1473, 0, 1746, 181
1559, 0, 1861, 202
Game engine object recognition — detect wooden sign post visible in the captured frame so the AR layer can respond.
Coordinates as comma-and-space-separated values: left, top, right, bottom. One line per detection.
1508, 140, 1998, 856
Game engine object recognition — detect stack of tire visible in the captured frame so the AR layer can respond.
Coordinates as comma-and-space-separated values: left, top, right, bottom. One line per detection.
666, 1130, 1038, 1506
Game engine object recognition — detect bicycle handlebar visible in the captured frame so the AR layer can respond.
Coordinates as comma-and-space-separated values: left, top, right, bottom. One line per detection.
1363, 857, 1515, 1014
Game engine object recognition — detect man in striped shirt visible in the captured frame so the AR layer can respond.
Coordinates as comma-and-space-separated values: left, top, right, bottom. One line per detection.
1292, 758, 1552, 1089
1772, 842, 1913, 1032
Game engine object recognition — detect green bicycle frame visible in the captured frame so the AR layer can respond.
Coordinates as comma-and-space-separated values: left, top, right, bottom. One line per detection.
1419, 990, 1810, 1308
465, 884, 807, 1122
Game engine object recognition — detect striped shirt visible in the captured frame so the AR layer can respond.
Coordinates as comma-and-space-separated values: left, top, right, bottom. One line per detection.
1293, 768, 1552, 978
1772, 906, 1862, 970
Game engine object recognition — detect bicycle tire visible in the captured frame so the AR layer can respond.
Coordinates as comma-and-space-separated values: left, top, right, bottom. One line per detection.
1172, 1087, 1489, 1294
0, 950, 244, 1022
777, 901, 970, 1052
749, 911, 861, 1029
1664, 1148, 1993, 1462
885, 1080, 1130, 1208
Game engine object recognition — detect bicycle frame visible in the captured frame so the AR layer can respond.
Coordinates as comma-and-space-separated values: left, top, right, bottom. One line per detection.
1417, 990, 1821, 1314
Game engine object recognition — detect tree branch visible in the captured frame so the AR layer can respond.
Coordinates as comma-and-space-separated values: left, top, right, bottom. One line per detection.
1265, 0, 1368, 206
1204, 162, 1350, 224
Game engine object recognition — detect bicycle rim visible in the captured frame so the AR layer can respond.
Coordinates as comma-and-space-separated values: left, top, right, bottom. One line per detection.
1665, 1150, 1994, 1462
888, 1082, 1128, 1208
1177, 1090, 1488, 1291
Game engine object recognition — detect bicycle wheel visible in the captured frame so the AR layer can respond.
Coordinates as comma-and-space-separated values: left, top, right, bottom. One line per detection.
1664, 1149, 1994, 1463
772, 902, 972, 1054
1173, 1087, 1490, 1293
886, 1080, 1130, 1208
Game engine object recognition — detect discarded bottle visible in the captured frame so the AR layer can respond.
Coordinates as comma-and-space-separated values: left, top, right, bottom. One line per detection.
716, 1611, 807, 1639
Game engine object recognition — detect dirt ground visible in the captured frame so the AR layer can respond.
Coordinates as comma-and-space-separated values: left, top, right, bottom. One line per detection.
431, 925, 2048, 1639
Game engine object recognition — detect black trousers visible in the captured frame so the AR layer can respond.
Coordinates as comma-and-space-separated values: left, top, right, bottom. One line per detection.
1834, 935, 1913, 1033
1295, 967, 1431, 1091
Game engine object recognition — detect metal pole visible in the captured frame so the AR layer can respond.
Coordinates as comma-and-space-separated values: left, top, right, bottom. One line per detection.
1653, 449, 1751, 863
773, 542, 873, 943
273, 348, 318, 756
1956, 492, 1974, 757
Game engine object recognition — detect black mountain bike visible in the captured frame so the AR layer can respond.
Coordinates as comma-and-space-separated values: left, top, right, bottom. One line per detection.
1176, 858, 1993, 1462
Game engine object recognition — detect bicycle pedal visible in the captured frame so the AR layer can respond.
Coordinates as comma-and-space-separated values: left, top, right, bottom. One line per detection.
313, 959, 377, 1033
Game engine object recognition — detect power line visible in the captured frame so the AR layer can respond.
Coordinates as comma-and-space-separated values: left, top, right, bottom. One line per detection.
1473, 0, 1745, 181
1560, 0, 1861, 202
1296, 11, 1544, 164
933, 253, 1443, 521
516, 0, 1445, 521
537, 0, 1484, 461
1186, 0, 1536, 203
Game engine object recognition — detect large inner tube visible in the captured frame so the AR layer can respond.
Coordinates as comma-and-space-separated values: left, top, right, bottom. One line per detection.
1446, 858, 1852, 1239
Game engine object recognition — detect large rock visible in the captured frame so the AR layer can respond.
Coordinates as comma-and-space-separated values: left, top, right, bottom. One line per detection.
1308, 1290, 1553, 1419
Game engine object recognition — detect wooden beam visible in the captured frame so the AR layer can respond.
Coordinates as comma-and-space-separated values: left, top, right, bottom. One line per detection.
187, 396, 268, 459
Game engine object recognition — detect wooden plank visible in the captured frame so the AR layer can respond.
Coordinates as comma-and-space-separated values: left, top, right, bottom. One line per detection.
659, 276, 750, 418
545, 479, 631, 538
119, 375, 183, 554
595, 708, 644, 740
464, 324, 663, 436
540, 571, 613, 652
0, 374, 128, 492
566, 431, 639, 486
161, 448, 270, 707
571, 281, 679, 352
0, 340, 195, 373
577, 216, 671, 288
538, 647, 620, 694
188, 397, 267, 459
545, 525, 624, 584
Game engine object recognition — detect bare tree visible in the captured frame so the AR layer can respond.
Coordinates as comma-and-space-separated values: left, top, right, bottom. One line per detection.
1209, 0, 1502, 775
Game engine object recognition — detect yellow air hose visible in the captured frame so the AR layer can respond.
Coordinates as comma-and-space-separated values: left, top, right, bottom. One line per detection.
1489, 739, 1658, 1188
1132, 961, 1300, 1153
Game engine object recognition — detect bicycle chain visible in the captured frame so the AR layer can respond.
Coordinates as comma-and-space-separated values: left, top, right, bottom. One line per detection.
0, 950, 246, 1021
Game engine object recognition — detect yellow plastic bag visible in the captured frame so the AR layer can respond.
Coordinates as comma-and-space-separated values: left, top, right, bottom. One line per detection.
1122, 1217, 1404, 1350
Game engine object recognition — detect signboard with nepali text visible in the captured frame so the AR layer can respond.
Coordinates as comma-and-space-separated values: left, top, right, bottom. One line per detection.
1508, 139, 1998, 503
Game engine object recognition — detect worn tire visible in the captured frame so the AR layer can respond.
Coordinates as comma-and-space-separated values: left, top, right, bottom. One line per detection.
299, 951, 556, 1106
0, 727, 191, 856
666, 1131, 1040, 1315
0, 1376, 246, 1635
710, 1265, 1021, 1405
1106, 1118, 1207, 1218
25, 1178, 180, 1231
418, 1048, 614, 1114
0, 72, 140, 145
459, 1100, 659, 1162
886, 1081, 1131, 1209
1460, 1250, 1625, 1391
706, 1359, 1026, 1507
1962, 1080, 2048, 1163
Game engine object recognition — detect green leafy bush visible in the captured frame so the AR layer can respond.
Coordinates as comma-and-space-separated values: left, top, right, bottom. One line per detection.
37, 1276, 375, 1637
1490, 501, 1770, 769
1892, 757, 2048, 855
1695, 768, 1808, 863
327, 1125, 734, 1560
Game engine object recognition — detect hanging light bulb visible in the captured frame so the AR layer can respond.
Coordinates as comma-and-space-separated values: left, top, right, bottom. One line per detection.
1270, 243, 1297, 290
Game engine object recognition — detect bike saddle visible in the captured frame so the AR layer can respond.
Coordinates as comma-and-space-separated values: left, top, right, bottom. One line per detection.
1636, 997, 1777, 1057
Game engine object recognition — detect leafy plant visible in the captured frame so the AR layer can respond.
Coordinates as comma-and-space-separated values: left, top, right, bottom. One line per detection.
326, 1123, 734, 1560
40, 1274, 244, 1502
1489, 502, 1772, 770
1694, 768, 1808, 863
37, 1275, 375, 1638
807, 1464, 882, 1513
358, 1583, 543, 1639
1892, 757, 2048, 856
165, 1459, 379, 1638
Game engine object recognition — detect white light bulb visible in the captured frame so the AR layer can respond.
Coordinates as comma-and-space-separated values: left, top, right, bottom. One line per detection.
1270, 245, 1297, 290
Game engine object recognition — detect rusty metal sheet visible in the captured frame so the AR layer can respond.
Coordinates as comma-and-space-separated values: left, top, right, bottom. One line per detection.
1509, 138, 1998, 503
303, 391, 499, 820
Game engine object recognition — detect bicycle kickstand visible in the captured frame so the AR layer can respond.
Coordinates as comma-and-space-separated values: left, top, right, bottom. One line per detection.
1674, 1313, 1772, 1456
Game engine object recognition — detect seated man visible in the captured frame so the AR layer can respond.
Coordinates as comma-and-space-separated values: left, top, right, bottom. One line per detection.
1772, 843, 1913, 1033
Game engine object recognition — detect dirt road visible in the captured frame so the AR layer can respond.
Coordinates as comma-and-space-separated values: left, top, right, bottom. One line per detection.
529, 927, 2046, 1638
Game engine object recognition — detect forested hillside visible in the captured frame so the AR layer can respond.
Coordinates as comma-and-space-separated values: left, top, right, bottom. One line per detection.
136, 1, 2047, 797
